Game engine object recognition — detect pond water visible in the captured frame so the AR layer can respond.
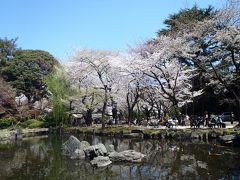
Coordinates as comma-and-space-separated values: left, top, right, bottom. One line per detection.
0, 135, 240, 180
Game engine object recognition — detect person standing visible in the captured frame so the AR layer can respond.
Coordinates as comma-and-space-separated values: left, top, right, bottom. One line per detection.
112, 106, 118, 125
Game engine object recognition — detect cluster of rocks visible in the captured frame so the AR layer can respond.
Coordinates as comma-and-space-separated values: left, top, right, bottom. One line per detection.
61, 135, 146, 168
15, 94, 52, 113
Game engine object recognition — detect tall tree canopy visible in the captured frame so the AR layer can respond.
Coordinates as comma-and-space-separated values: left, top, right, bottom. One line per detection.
0, 45, 58, 100
158, 5, 216, 36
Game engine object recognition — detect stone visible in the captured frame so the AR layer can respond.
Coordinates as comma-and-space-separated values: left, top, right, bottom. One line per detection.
33, 98, 49, 110
44, 107, 52, 113
84, 143, 108, 159
106, 144, 115, 153
41, 98, 49, 109
90, 156, 112, 168
33, 101, 41, 109
61, 136, 81, 155
71, 149, 86, 159
80, 141, 91, 151
109, 150, 146, 163
15, 94, 28, 106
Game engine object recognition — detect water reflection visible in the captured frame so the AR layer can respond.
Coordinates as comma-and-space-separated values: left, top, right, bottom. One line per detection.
0, 135, 240, 180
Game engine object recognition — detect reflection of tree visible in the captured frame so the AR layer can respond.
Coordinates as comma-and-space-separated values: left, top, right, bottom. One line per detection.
0, 135, 240, 179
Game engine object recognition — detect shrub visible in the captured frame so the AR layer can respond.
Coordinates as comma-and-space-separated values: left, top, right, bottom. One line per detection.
20, 119, 44, 129
44, 67, 75, 126
0, 117, 17, 129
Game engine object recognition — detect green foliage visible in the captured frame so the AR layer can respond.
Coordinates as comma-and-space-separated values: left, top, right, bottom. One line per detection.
45, 66, 75, 126
45, 66, 74, 98
168, 106, 181, 119
13, 50, 58, 75
0, 117, 17, 129
0, 142, 16, 150
1, 59, 42, 96
158, 5, 216, 36
51, 97, 69, 126
20, 119, 44, 129
1, 46, 59, 99
133, 110, 146, 120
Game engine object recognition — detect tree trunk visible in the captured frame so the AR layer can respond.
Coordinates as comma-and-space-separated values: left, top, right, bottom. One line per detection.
128, 108, 134, 125
101, 88, 108, 129
144, 108, 151, 121
85, 109, 93, 126
101, 102, 107, 129
157, 109, 161, 119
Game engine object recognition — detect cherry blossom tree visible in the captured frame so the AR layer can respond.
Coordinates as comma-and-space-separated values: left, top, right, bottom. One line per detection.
130, 36, 202, 120
65, 48, 123, 127
178, 2, 240, 121
140, 86, 171, 120
109, 54, 144, 123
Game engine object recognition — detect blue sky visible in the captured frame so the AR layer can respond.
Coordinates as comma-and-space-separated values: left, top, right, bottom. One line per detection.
1, 0, 225, 61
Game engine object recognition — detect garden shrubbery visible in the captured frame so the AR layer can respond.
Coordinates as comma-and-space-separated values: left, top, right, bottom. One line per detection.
20, 119, 45, 129
0, 117, 46, 129
0, 117, 17, 129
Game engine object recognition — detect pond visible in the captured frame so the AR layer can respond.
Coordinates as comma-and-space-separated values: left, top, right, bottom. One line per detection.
0, 135, 240, 180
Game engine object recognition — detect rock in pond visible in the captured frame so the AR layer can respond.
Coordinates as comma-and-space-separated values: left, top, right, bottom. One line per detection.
90, 156, 112, 168
79, 141, 91, 151
106, 144, 115, 153
62, 136, 81, 155
71, 149, 86, 159
109, 150, 146, 163
62, 136, 90, 155
84, 143, 108, 159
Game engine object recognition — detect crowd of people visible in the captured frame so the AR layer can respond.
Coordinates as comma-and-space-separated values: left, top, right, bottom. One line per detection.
163, 112, 235, 129
75, 111, 235, 129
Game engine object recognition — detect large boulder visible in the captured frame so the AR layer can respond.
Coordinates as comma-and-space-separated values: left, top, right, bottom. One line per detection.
109, 150, 146, 163
71, 149, 86, 159
84, 143, 108, 159
90, 156, 112, 168
106, 144, 115, 153
62, 136, 90, 156
80, 141, 91, 151
62, 136, 81, 155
